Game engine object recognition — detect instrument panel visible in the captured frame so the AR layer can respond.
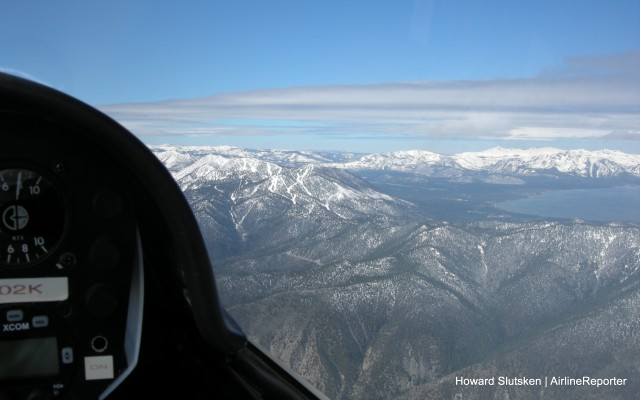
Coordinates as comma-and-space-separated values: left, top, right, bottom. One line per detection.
0, 113, 141, 400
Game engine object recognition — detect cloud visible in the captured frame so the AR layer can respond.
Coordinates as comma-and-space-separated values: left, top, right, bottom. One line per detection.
601, 130, 640, 141
507, 127, 609, 140
100, 52, 640, 142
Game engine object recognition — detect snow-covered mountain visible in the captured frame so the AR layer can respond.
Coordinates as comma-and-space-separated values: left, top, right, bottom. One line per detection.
151, 145, 418, 260
336, 150, 455, 171
153, 146, 414, 220
173, 154, 282, 190
149, 144, 640, 400
152, 144, 357, 170
333, 146, 640, 179
152, 145, 640, 180
451, 147, 640, 178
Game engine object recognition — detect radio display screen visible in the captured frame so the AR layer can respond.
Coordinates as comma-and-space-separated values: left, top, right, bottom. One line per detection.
0, 337, 60, 379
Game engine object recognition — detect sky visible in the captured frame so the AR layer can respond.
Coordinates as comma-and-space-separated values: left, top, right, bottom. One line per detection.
1, 0, 639, 154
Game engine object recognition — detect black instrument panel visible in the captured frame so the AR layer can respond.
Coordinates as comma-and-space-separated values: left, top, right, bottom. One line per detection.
0, 113, 140, 399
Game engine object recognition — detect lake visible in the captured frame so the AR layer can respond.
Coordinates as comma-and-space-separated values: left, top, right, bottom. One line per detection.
495, 185, 640, 223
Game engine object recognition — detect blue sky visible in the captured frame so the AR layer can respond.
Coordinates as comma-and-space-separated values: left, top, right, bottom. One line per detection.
1, 0, 639, 153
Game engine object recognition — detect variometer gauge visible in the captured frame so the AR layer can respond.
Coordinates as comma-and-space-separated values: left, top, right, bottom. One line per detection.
0, 167, 67, 267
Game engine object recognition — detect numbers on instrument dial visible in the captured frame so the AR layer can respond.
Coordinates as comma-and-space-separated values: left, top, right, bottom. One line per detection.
0, 168, 67, 266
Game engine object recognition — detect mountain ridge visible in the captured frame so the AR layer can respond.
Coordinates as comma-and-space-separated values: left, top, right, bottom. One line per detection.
151, 144, 640, 399
152, 145, 640, 180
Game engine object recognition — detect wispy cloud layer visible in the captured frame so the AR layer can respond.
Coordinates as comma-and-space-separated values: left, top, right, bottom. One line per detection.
100, 52, 640, 142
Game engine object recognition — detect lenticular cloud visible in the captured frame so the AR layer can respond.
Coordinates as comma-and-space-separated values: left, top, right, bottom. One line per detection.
101, 52, 640, 141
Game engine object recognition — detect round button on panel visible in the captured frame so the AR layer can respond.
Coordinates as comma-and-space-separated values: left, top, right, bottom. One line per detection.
91, 336, 109, 353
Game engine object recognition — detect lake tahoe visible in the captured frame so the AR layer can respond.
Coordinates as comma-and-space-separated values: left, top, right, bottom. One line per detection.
496, 185, 640, 223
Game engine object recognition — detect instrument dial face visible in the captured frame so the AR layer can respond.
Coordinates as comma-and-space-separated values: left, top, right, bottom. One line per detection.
0, 168, 66, 267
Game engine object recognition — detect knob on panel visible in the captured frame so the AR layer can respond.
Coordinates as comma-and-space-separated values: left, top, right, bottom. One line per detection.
91, 336, 109, 353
